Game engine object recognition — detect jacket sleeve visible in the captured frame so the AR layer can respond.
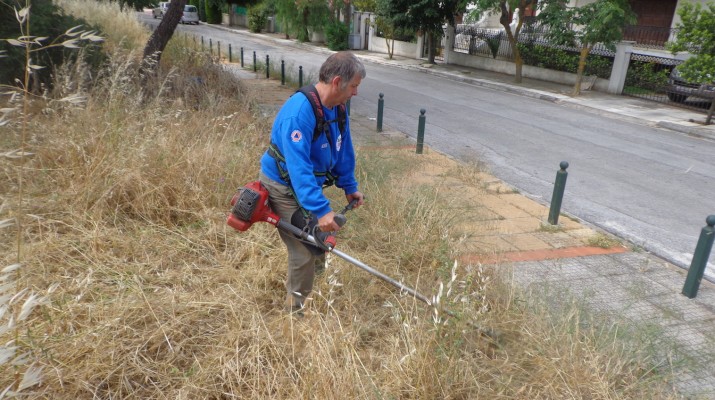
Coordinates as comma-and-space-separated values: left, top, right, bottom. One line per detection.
333, 116, 359, 195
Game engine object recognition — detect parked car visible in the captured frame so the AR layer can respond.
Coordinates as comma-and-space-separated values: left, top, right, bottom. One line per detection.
180, 5, 199, 25
152, 2, 169, 18
666, 66, 715, 105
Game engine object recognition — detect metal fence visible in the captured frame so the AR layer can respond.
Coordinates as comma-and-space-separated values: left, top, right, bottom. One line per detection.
623, 54, 712, 113
623, 25, 678, 50
453, 25, 615, 77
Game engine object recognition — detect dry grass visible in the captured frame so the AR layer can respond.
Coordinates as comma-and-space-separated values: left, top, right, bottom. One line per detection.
0, 1, 681, 398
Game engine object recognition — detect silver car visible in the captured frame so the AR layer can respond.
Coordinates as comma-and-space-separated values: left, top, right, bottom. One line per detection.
180, 5, 200, 25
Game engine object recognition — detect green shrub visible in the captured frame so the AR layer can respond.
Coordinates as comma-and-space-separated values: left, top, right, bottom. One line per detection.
198, 0, 206, 21
325, 21, 349, 51
625, 61, 670, 90
204, 0, 222, 24
518, 43, 613, 79
247, 3, 269, 33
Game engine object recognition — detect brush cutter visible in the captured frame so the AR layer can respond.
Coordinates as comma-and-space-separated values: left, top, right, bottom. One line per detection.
227, 181, 498, 340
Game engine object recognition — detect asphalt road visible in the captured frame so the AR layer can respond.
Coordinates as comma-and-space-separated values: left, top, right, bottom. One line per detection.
140, 13, 715, 279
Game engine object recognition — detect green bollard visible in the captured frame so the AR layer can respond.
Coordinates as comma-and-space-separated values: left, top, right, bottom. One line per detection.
240, 47, 244, 67
229, 44, 232, 62
346, 99, 351, 115
266, 55, 270, 79
217, 41, 221, 59
299, 66, 303, 87
377, 93, 384, 132
253, 51, 257, 72
682, 215, 715, 299
416, 109, 426, 154
201, 36, 204, 51
281, 60, 285, 85
548, 161, 569, 225
209, 38, 212, 55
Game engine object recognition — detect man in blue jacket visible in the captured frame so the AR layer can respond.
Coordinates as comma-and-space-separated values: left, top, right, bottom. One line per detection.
259, 52, 366, 315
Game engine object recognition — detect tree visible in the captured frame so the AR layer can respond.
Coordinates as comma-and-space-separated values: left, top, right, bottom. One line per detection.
142, 0, 187, 71
668, 0, 715, 124
389, 0, 467, 63
471, 0, 537, 82
274, 0, 329, 42
538, 0, 635, 96
204, 0, 222, 23
374, 0, 399, 59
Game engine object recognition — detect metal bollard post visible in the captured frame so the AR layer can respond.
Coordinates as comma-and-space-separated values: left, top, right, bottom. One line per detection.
253, 51, 257, 72
240, 47, 244, 67
682, 215, 715, 299
416, 109, 426, 154
281, 60, 285, 85
201, 36, 204, 51
228, 44, 232, 62
299, 66, 303, 87
217, 41, 221, 59
548, 161, 569, 225
266, 55, 270, 79
377, 93, 384, 132
209, 38, 213, 55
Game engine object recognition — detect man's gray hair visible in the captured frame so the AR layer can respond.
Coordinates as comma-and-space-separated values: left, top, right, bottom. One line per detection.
319, 52, 367, 89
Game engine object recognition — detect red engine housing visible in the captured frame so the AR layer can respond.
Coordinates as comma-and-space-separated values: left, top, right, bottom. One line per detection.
226, 181, 279, 231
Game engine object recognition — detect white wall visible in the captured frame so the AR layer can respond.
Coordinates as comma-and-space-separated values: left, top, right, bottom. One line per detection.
369, 36, 420, 59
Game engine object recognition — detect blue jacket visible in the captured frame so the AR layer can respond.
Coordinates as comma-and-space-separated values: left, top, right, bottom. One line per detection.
260, 92, 358, 219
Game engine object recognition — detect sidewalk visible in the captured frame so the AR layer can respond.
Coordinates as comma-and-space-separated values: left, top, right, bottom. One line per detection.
226, 26, 715, 398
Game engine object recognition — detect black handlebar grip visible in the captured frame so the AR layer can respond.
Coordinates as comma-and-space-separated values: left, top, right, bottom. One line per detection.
334, 213, 347, 227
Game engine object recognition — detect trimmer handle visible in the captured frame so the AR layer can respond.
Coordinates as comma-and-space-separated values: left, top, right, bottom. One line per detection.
334, 198, 359, 227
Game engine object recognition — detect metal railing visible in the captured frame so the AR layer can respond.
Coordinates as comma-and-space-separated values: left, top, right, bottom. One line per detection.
623, 25, 678, 50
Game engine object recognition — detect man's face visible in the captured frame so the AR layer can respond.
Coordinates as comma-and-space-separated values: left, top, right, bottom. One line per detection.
335, 75, 362, 105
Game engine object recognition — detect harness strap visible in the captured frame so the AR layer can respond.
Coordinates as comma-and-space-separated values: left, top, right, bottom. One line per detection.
268, 144, 337, 188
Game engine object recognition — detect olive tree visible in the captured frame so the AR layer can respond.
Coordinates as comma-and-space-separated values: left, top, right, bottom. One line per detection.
538, 0, 635, 96
142, 0, 186, 71
389, 0, 467, 64
471, 0, 537, 83
668, 0, 715, 124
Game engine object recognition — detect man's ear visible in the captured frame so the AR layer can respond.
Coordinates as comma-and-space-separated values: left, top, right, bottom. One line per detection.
331, 75, 342, 88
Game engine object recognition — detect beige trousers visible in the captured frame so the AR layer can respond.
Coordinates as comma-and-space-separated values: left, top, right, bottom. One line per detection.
259, 172, 324, 310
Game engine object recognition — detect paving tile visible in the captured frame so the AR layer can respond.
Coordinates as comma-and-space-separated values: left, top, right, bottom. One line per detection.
504, 233, 552, 251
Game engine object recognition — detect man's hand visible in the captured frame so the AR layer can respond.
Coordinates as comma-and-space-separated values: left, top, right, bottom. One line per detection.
318, 211, 340, 232
346, 191, 365, 209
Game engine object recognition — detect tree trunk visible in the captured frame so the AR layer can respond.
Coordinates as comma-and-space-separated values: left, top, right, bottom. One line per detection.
343, 0, 351, 27
142, 0, 187, 72
500, 1, 523, 83
572, 45, 590, 96
427, 32, 436, 64
706, 98, 714, 125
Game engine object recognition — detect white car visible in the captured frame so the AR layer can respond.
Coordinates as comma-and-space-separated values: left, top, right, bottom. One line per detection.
152, 2, 169, 18
180, 5, 199, 25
